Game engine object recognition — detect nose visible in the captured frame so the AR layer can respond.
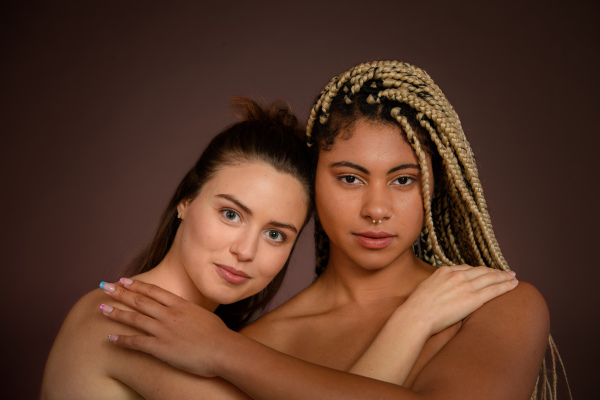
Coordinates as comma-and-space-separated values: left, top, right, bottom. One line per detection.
230, 229, 259, 262
361, 182, 392, 223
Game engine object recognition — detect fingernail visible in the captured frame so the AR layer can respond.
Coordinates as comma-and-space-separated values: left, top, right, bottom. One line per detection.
508, 271, 516, 277
100, 281, 115, 293
512, 279, 519, 286
100, 304, 114, 313
120, 277, 133, 286
108, 334, 119, 342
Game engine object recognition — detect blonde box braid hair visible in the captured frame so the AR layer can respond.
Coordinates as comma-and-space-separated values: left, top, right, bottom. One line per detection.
306, 61, 569, 400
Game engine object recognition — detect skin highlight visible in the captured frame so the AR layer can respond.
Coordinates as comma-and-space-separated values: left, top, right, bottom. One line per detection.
45, 61, 550, 399
41, 98, 314, 400
88, 120, 528, 399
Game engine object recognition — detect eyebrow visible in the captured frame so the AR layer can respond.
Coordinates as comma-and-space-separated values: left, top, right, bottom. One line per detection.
269, 220, 298, 234
216, 194, 299, 234
216, 194, 252, 215
329, 161, 421, 175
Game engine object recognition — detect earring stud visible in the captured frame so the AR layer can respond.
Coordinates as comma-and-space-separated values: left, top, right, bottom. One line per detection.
177, 212, 182, 219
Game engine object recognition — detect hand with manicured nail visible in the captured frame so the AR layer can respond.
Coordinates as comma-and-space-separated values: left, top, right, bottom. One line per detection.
100, 279, 232, 377
99, 265, 518, 385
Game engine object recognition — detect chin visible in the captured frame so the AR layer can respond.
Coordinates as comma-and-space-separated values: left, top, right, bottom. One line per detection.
212, 287, 255, 305
353, 253, 405, 271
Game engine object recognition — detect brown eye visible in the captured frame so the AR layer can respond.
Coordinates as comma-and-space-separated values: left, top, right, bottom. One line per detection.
395, 176, 414, 185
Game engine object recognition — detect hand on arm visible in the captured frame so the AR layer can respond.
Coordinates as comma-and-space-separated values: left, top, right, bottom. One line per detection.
100, 270, 542, 400
99, 280, 423, 399
100, 278, 235, 378
349, 265, 518, 384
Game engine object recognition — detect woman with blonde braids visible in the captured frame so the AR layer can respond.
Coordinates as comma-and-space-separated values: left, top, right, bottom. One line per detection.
95, 61, 553, 399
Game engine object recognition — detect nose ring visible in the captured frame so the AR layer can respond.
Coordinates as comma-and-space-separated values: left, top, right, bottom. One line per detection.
372, 219, 382, 224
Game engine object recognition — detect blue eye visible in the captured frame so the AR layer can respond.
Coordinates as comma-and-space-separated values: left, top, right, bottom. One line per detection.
222, 209, 241, 222
266, 230, 285, 242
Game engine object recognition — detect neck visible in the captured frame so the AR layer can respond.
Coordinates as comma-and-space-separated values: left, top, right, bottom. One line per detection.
315, 247, 435, 307
133, 250, 219, 312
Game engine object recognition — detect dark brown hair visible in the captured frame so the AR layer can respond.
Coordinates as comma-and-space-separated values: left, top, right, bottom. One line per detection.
126, 97, 314, 331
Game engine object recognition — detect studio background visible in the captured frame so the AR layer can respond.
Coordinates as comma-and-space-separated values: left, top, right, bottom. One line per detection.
1, 1, 598, 398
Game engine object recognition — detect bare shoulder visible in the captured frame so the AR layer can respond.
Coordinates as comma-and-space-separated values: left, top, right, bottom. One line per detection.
468, 280, 550, 335
41, 288, 145, 400
412, 280, 550, 400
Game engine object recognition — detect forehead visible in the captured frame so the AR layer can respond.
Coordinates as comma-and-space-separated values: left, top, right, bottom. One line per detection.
202, 161, 308, 219
319, 120, 417, 166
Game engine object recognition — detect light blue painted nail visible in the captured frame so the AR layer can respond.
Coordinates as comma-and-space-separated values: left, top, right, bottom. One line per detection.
100, 281, 116, 292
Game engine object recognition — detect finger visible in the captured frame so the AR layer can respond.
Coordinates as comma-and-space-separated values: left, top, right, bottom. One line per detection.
118, 278, 184, 307
445, 264, 473, 272
100, 281, 168, 318
471, 278, 519, 304
450, 265, 515, 283
465, 268, 517, 291
108, 333, 158, 355
100, 304, 163, 336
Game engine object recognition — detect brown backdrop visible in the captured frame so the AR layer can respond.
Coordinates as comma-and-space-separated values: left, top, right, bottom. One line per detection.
1, 1, 598, 398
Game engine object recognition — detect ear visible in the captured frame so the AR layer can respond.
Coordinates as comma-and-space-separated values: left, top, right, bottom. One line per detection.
176, 198, 191, 219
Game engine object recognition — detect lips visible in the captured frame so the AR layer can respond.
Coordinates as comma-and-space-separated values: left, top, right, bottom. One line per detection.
215, 264, 250, 285
353, 231, 395, 249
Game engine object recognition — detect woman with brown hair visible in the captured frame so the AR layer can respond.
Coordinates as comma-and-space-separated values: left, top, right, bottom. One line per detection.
41, 98, 315, 398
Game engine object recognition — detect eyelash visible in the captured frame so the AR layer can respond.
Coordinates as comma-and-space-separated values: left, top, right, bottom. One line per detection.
337, 175, 363, 185
394, 176, 415, 186
337, 175, 416, 186
221, 209, 287, 244
265, 230, 286, 243
221, 209, 241, 222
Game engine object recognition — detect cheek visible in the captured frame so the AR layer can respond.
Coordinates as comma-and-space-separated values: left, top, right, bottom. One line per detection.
256, 245, 291, 280
179, 216, 225, 258
399, 195, 426, 231
315, 179, 349, 227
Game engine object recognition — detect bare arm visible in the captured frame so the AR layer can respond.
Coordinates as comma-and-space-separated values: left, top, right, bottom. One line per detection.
100, 266, 536, 399
102, 283, 422, 399
348, 265, 518, 384
214, 281, 548, 400
40, 288, 251, 400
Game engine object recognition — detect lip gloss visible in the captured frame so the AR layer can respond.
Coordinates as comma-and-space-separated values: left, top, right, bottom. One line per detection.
353, 231, 395, 249
215, 264, 250, 284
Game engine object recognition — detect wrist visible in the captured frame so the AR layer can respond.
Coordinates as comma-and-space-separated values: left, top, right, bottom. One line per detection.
391, 303, 435, 337
213, 330, 264, 380
210, 329, 243, 377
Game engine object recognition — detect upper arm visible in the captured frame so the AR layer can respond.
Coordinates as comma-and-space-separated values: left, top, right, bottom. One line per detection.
41, 290, 251, 400
41, 290, 140, 399
410, 281, 550, 400
114, 345, 251, 400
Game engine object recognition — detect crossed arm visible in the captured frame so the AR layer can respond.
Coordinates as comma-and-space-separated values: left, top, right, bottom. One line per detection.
96, 266, 549, 399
